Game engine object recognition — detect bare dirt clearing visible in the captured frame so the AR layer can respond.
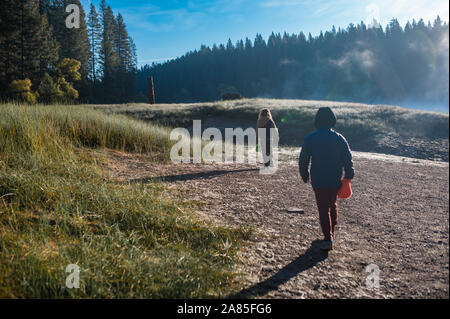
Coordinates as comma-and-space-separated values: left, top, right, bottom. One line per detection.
104, 148, 449, 299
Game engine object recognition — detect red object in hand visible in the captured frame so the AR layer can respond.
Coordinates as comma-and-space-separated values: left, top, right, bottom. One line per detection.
338, 179, 352, 199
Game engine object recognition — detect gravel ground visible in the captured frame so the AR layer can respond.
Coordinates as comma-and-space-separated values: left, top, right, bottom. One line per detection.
105, 148, 449, 299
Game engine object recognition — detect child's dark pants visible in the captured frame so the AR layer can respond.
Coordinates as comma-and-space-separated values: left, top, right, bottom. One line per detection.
313, 188, 339, 241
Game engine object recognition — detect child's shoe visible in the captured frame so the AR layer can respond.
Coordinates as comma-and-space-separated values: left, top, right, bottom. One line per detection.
320, 240, 333, 251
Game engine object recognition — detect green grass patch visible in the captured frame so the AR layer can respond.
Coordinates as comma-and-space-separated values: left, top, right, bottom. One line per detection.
0, 103, 251, 298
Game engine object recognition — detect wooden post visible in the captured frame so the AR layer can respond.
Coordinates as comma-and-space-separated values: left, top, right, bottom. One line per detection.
147, 76, 155, 104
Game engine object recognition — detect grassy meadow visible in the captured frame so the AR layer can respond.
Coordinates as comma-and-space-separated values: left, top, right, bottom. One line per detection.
0, 98, 447, 298
91, 98, 449, 161
0, 103, 251, 298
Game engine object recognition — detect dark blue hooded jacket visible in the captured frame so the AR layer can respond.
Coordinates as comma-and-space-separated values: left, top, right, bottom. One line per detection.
299, 107, 354, 189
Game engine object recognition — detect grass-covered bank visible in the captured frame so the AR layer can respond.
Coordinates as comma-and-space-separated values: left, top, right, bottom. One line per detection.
91, 99, 450, 161
0, 103, 251, 298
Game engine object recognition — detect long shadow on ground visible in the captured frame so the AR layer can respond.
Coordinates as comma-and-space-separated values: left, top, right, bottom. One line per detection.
130, 168, 259, 183
230, 240, 328, 298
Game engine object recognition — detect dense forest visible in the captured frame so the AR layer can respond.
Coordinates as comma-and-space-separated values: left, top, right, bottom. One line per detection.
0, 0, 137, 104
138, 17, 449, 109
1, 3, 448, 109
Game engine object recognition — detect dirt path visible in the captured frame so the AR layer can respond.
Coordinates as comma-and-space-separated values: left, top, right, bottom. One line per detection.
104, 148, 449, 299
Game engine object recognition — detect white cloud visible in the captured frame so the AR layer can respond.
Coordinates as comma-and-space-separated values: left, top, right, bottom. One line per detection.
368, 0, 449, 25
259, 0, 448, 25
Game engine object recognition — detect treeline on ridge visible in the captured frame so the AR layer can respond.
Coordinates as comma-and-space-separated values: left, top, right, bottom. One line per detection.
137, 17, 449, 108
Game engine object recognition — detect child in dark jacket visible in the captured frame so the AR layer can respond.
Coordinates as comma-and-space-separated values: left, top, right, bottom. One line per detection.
299, 107, 354, 251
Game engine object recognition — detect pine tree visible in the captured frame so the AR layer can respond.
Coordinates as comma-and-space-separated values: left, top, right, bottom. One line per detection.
38, 72, 60, 103
99, 4, 121, 101
115, 13, 132, 72
38, 0, 51, 14
65, 0, 89, 79
37, 13, 59, 79
99, 3, 118, 80
0, 0, 54, 84
128, 37, 138, 72
0, 0, 21, 93
18, 0, 43, 81
127, 36, 138, 101
113, 13, 137, 102
87, 3, 101, 83
47, 0, 89, 88
1, 0, 137, 103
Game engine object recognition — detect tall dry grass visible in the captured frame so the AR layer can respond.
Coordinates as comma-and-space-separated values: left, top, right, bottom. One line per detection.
0, 103, 250, 298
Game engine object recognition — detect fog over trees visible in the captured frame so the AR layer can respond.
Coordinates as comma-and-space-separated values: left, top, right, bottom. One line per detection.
138, 17, 449, 111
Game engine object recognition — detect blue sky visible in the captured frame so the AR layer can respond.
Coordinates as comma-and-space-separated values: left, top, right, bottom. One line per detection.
82, 0, 449, 67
